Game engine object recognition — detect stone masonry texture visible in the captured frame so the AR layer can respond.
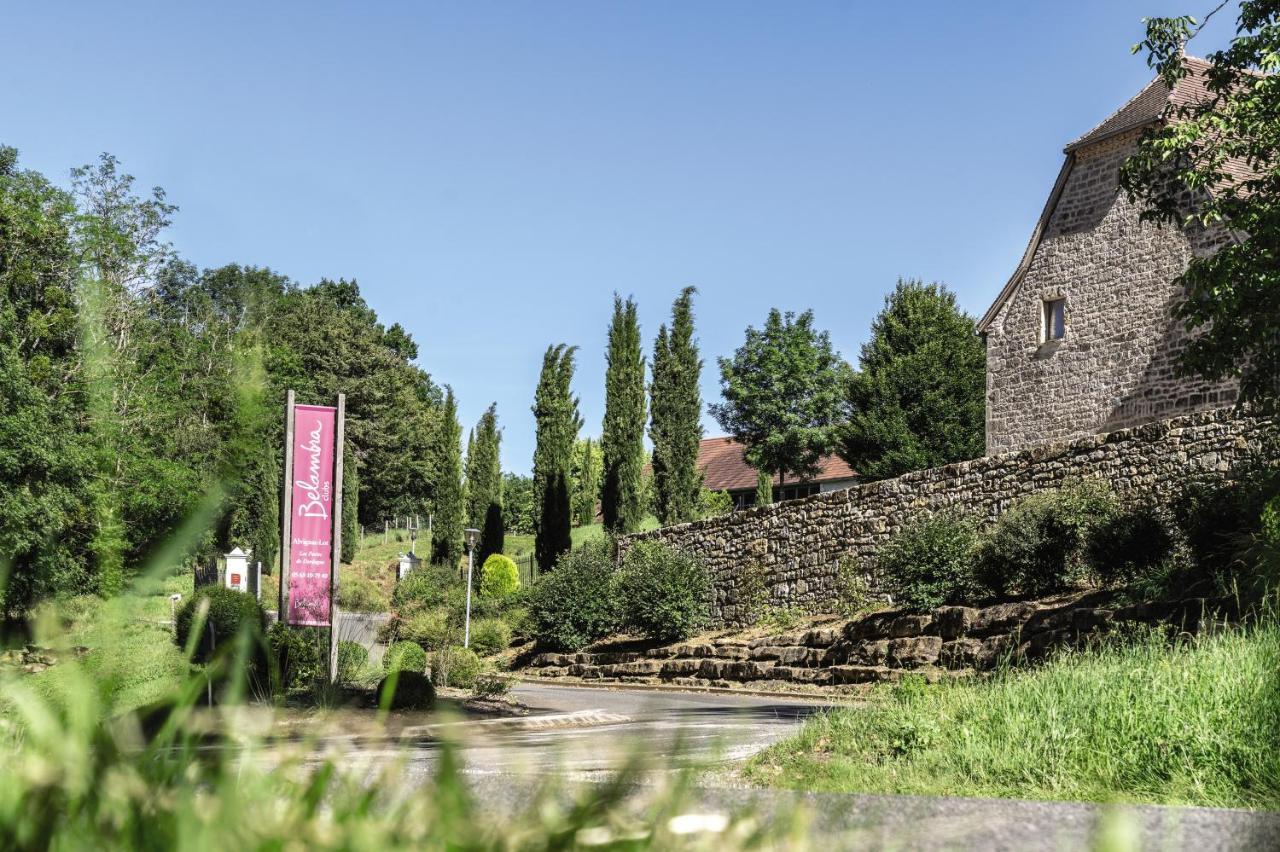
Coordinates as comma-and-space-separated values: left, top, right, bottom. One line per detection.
985, 128, 1238, 456
620, 408, 1274, 628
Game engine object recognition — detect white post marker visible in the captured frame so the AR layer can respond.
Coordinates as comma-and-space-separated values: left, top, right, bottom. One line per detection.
463, 527, 479, 648
224, 547, 249, 593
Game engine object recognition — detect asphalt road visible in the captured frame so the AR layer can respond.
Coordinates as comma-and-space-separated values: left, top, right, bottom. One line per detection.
325, 682, 1280, 850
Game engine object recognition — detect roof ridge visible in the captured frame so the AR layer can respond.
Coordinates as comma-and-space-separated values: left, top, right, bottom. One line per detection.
1063, 75, 1169, 152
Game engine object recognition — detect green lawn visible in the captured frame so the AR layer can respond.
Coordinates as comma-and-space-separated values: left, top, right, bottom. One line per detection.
745, 618, 1280, 810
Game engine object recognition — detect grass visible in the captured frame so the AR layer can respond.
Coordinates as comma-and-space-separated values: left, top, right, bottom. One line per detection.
745, 616, 1280, 810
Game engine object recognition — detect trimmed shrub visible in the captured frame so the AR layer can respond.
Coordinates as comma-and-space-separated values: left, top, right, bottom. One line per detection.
431, 646, 483, 689
974, 480, 1118, 598
479, 554, 520, 600
266, 624, 324, 692
174, 586, 266, 664
377, 670, 436, 710
877, 512, 981, 611
335, 640, 368, 683
617, 541, 711, 642
400, 607, 456, 650
528, 540, 620, 651
468, 618, 512, 657
383, 640, 427, 675
337, 575, 388, 613
1085, 503, 1176, 589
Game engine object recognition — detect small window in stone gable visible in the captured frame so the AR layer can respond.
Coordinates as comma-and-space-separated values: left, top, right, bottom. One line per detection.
1041, 297, 1066, 343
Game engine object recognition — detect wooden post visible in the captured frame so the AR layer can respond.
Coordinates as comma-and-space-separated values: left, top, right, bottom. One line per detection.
279, 390, 296, 619
329, 393, 346, 684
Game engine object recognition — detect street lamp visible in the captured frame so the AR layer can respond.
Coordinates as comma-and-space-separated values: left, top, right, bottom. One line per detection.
463, 528, 480, 648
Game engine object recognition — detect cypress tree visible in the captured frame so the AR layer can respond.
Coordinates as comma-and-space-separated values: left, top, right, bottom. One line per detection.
341, 440, 359, 563
466, 403, 504, 563
649, 286, 703, 525
600, 295, 646, 534
532, 345, 581, 570
430, 387, 465, 566
572, 438, 600, 527
755, 468, 773, 507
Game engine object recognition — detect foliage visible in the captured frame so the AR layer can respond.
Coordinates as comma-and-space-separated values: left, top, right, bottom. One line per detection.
429, 387, 464, 567
748, 614, 1280, 809
833, 558, 877, 617
392, 565, 457, 612
471, 673, 513, 699
431, 645, 483, 688
341, 442, 359, 563
760, 605, 803, 633
529, 539, 620, 651
755, 469, 773, 507
335, 639, 368, 682
711, 308, 848, 484
600, 295, 647, 534
400, 608, 455, 651
265, 623, 324, 693
1169, 464, 1280, 595
837, 280, 985, 480
1120, 3, 1280, 404
973, 481, 1119, 598
173, 585, 265, 664
532, 344, 581, 571
377, 670, 436, 710
697, 487, 733, 520
650, 286, 705, 526
617, 541, 711, 642
468, 618, 512, 656
479, 553, 520, 600
465, 403, 504, 563
337, 573, 388, 612
501, 472, 536, 535
571, 437, 602, 527
878, 512, 981, 611
383, 640, 427, 675
1085, 503, 1176, 589
737, 562, 771, 625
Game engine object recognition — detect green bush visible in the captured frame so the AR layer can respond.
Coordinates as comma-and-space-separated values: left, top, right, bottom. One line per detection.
479, 554, 520, 600
337, 575, 388, 613
528, 540, 621, 651
617, 541, 711, 642
878, 512, 981, 611
392, 565, 460, 612
377, 670, 436, 710
400, 607, 456, 650
472, 673, 513, 699
468, 618, 512, 656
266, 624, 324, 692
173, 585, 266, 664
974, 481, 1118, 598
1173, 466, 1280, 594
335, 640, 368, 683
383, 640, 427, 675
431, 646, 483, 688
1085, 503, 1176, 588
697, 487, 733, 519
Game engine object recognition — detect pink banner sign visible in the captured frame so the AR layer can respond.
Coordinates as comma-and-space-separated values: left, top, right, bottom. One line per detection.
287, 404, 337, 626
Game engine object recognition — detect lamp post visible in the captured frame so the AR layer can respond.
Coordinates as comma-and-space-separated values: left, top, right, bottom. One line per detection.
463, 527, 480, 648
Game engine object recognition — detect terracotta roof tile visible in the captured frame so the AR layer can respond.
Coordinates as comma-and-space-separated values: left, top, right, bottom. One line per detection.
694, 436, 856, 492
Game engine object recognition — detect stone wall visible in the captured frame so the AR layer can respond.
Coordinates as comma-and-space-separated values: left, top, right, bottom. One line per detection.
984, 127, 1237, 456
621, 408, 1274, 628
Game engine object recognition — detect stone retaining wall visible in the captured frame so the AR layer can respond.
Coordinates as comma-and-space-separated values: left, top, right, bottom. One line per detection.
621, 408, 1274, 627
524, 592, 1240, 689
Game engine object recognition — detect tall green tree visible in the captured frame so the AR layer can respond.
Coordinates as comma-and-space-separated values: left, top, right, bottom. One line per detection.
571, 438, 601, 527
755, 468, 773, 507
711, 309, 848, 484
341, 441, 359, 563
429, 387, 464, 566
0, 147, 98, 616
649, 287, 704, 526
501, 473, 536, 535
532, 345, 581, 570
1121, 2, 1280, 404
600, 296, 646, 534
837, 280, 985, 480
465, 403, 504, 563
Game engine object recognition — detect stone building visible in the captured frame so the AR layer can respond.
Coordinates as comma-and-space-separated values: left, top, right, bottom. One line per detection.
978, 57, 1239, 455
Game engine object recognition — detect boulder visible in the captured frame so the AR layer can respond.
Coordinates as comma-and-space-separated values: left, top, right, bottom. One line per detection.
933, 606, 978, 640
938, 638, 982, 670
885, 636, 942, 668
971, 602, 1042, 636
888, 614, 934, 638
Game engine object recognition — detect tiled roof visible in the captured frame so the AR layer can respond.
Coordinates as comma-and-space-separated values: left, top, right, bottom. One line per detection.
1065, 56, 1216, 152
695, 436, 857, 492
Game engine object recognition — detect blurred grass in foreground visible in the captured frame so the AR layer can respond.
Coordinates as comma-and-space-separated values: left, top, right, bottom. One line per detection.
746, 607, 1280, 810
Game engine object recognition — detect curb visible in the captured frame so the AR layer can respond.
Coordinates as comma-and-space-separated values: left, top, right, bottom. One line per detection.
513, 675, 860, 704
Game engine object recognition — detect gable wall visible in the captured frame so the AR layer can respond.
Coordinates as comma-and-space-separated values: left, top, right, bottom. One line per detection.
984, 128, 1237, 455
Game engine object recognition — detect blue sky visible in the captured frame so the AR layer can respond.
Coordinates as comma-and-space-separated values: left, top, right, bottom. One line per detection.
4, 2, 1243, 474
